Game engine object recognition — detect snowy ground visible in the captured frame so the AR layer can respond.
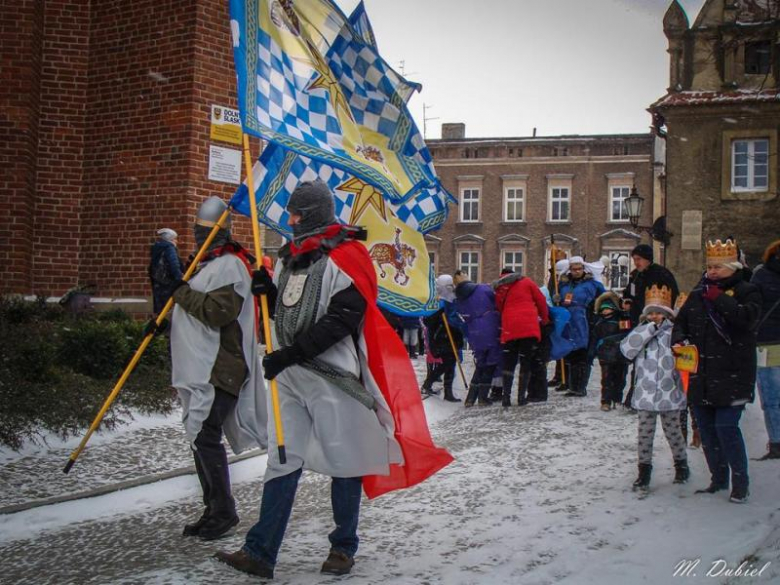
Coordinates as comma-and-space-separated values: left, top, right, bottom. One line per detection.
1, 358, 779, 585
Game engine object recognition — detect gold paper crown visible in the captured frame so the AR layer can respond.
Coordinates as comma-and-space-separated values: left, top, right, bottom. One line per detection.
645, 284, 673, 309
705, 239, 738, 264
674, 292, 688, 311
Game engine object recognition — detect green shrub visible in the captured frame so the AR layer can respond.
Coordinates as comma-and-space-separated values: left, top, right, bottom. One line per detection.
0, 298, 175, 450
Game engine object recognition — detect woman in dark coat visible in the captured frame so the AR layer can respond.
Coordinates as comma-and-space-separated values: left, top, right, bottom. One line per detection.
672, 239, 762, 503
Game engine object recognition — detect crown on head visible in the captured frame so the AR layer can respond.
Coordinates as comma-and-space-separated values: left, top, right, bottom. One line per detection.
645, 284, 672, 309
706, 239, 738, 264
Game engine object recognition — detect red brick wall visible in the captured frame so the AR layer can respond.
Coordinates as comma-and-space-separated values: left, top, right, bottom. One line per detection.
0, 0, 44, 293
31, 0, 90, 295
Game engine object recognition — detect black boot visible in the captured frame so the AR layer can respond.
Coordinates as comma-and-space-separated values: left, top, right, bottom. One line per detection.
565, 364, 587, 397
754, 442, 780, 461
673, 460, 690, 484
215, 549, 274, 578
695, 483, 728, 494
490, 386, 503, 402
182, 508, 210, 537
632, 463, 652, 491
443, 385, 460, 402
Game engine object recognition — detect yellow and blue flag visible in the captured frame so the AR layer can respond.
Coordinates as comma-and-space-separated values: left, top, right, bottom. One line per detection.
228, 0, 440, 202
231, 143, 453, 315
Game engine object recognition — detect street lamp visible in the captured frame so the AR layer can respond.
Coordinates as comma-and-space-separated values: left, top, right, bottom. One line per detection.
623, 186, 672, 246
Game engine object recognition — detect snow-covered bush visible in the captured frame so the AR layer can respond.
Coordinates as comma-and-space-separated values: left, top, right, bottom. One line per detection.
0, 297, 175, 450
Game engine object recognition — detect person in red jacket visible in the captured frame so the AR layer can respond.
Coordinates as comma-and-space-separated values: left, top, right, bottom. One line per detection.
493, 268, 550, 406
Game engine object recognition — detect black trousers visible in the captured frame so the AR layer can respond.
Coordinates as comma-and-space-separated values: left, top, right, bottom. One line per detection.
422, 353, 456, 391
193, 388, 238, 519
502, 338, 545, 403
599, 361, 628, 405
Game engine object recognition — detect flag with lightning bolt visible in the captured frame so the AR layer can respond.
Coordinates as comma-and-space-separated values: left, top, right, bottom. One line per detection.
228, 0, 440, 202
231, 143, 453, 316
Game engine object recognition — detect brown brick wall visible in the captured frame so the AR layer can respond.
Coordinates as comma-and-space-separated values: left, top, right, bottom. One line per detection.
0, 0, 44, 293
1, 0, 271, 300
429, 135, 655, 286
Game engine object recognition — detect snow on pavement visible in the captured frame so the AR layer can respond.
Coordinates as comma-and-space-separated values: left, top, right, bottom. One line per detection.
1, 361, 779, 584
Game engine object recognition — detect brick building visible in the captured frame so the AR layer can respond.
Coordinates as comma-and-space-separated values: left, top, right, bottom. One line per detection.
426, 124, 659, 290
1, 0, 266, 308
651, 0, 780, 290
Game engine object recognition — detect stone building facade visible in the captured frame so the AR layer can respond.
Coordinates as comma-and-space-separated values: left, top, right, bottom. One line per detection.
0, 0, 265, 307
426, 125, 657, 290
651, 0, 780, 290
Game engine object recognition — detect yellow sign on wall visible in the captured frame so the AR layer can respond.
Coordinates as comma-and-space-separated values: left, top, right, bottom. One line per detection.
210, 105, 242, 145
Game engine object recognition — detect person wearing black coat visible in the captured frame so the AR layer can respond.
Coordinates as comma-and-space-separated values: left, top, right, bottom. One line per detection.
149, 228, 184, 314
622, 244, 680, 325
672, 239, 762, 503
751, 239, 780, 460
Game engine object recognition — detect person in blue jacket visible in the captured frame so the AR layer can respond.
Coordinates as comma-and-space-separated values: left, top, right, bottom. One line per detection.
453, 270, 502, 406
555, 256, 605, 397
148, 228, 184, 314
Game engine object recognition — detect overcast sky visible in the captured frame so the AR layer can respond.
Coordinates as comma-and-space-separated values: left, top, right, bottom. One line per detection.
338, 0, 706, 139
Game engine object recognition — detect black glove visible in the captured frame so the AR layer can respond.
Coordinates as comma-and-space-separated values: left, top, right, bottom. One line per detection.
251, 267, 274, 296
541, 321, 554, 339
262, 344, 303, 380
143, 318, 169, 338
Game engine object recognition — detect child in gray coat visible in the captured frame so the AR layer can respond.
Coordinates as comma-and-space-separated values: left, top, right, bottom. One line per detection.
620, 285, 689, 492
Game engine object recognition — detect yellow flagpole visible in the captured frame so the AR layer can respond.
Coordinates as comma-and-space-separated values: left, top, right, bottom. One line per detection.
442, 312, 468, 390
242, 134, 287, 465
64, 208, 231, 473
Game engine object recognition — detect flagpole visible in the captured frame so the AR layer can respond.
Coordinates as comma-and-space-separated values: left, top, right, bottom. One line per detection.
441, 312, 468, 391
64, 208, 231, 474
550, 236, 566, 387
242, 134, 287, 465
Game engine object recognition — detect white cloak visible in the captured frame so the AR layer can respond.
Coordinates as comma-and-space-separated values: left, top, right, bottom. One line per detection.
265, 257, 403, 482
171, 253, 268, 453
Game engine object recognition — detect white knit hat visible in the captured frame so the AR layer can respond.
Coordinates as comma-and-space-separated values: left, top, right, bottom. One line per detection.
156, 228, 178, 242
555, 259, 569, 276
569, 256, 585, 266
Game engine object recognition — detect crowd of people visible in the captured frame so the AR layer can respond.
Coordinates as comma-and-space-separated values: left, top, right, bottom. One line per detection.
145, 183, 779, 579
383, 239, 780, 505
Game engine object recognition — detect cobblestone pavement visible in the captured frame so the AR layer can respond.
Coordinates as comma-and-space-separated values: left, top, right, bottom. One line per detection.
4, 363, 779, 585
0, 411, 191, 508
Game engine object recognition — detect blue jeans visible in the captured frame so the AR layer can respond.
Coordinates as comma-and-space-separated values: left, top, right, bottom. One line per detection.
692, 405, 749, 492
757, 366, 780, 444
243, 469, 362, 567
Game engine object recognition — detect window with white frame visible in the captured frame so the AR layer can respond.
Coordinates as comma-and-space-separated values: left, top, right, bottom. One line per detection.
548, 187, 571, 222
606, 251, 632, 291
610, 186, 631, 222
501, 249, 524, 274
504, 187, 525, 222
428, 250, 436, 273
458, 250, 480, 282
460, 188, 480, 222
732, 139, 769, 191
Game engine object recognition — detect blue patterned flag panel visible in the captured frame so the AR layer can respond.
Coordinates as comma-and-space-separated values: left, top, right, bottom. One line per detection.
230, 144, 451, 315
228, 0, 444, 203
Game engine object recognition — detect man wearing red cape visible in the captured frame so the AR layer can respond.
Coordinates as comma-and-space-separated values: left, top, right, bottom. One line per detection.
216, 181, 453, 579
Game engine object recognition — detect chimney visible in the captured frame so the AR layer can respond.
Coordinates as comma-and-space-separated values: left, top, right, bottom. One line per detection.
532, 127, 537, 137
441, 123, 466, 140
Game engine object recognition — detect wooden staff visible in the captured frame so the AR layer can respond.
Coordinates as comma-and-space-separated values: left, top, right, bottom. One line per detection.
242, 134, 287, 465
442, 312, 468, 390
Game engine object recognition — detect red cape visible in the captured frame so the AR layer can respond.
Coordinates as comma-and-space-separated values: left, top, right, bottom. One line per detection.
329, 241, 454, 499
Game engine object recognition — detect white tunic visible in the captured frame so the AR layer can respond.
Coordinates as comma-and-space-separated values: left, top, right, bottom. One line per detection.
264, 257, 403, 481
171, 254, 268, 453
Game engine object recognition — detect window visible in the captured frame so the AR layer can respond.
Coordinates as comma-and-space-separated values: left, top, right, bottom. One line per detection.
428, 250, 436, 272
732, 138, 769, 191
610, 186, 631, 222
459, 251, 480, 282
502, 250, 524, 274
746, 40, 772, 75
549, 187, 570, 222
504, 187, 525, 222
606, 251, 632, 291
460, 188, 480, 222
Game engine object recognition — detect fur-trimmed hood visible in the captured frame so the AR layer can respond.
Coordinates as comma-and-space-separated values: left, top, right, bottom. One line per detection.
594, 291, 621, 314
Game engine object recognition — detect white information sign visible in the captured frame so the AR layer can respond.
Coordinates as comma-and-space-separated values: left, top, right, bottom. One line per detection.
208, 145, 242, 185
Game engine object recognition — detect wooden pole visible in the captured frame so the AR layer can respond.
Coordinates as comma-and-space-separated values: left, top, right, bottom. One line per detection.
64, 208, 232, 473
442, 312, 468, 390
242, 134, 287, 465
